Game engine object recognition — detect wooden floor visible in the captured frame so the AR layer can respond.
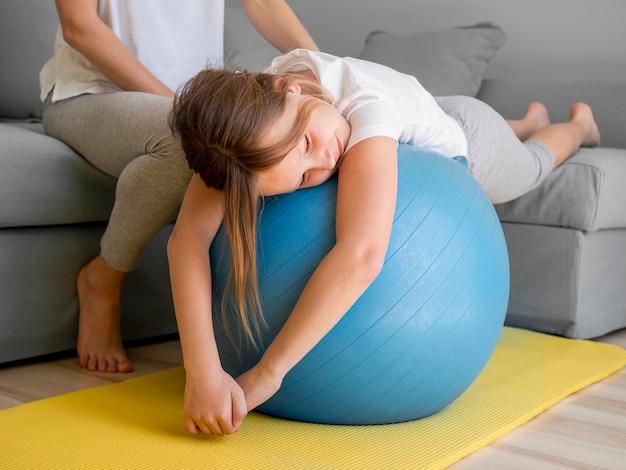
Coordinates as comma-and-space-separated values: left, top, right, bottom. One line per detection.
1, 328, 625, 469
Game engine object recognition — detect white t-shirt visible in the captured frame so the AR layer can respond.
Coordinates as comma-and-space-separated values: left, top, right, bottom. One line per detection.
265, 49, 468, 158
40, 0, 224, 102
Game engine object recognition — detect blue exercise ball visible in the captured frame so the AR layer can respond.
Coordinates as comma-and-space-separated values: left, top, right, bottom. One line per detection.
210, 144, 509, 425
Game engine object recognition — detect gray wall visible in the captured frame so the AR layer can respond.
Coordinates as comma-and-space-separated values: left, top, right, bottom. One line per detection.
279, 0, 626, 81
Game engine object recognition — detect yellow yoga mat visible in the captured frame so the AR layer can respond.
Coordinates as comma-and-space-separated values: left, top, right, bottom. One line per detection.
2, 327, 625, 470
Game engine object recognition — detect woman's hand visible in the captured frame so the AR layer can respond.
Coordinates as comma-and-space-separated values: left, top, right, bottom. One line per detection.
183, 368, 248, 436
236, 364, 284, 411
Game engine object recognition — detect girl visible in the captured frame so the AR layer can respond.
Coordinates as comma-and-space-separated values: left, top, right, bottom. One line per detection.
168, 49, 600, 435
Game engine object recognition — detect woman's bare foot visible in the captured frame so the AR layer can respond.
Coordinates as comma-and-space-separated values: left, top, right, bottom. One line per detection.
570, 102, 601, 148
76, 255, 133, 373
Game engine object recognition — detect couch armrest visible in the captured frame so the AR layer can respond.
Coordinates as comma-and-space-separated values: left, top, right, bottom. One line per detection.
477, 79, 626, 150
495, 147, 626, 232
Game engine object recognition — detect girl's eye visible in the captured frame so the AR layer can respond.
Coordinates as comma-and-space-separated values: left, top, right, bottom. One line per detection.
304, 135, 311, 152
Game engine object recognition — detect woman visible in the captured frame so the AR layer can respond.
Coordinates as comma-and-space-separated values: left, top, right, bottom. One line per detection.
40, 0, 318, 373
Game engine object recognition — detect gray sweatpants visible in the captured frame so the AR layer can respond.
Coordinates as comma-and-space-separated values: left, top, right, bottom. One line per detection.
43, 91, 193, 272
435, 96, 555, 204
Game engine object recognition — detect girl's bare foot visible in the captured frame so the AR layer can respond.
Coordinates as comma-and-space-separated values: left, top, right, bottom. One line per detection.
508, 102, 551, 141
526, 101, 602, 169
76, 256, 133, 373
524, 102, 551, 132
570, 102, 601, 148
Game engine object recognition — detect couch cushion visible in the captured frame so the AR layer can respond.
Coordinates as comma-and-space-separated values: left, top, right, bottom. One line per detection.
495, 147, 626, 232
0, 1, 58, 120
0, 123, 116, 228
357, 23, 506, 97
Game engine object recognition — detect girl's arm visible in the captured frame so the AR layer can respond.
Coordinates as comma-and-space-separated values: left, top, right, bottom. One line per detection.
237, 136, 398, 410
54, 0, 175, 97
241, 0, 319, 52
168, 175, 247, 435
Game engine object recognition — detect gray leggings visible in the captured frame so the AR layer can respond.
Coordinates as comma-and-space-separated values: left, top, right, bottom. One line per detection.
43, 91, 193, 272
435, 96, 555, 204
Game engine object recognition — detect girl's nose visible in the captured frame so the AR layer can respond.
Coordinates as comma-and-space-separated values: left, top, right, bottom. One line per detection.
318, 148, 336, 170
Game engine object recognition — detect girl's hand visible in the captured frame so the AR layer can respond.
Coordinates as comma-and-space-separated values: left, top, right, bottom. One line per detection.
169, 179, 235, 435
236, 365, 283, 411
183, 368, 248, 436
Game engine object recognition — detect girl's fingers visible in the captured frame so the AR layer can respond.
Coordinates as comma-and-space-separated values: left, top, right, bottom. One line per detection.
232, 393, 248, 429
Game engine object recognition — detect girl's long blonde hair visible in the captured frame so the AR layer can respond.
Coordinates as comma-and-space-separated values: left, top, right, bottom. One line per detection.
170, 67, 332, 347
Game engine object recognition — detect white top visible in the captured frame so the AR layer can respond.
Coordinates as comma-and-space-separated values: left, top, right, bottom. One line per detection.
266, 49, 468, 158
40, 0, 224, 102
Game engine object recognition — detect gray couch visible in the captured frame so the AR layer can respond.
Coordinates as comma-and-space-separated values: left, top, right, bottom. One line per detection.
1, 2, 625, 365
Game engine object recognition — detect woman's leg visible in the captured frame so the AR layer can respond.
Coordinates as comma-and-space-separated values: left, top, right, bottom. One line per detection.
76, 256, 129, 372
43, 92, 192, 372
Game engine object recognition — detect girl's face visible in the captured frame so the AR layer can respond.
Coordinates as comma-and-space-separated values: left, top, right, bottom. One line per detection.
257, 84, 351, 196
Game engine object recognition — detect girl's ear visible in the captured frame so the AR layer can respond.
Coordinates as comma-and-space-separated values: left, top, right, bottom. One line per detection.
287, 83, 302, 94
273, 76, 301, 94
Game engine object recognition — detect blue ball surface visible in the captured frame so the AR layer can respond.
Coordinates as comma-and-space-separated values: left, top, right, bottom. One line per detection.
210, 144, 509, 425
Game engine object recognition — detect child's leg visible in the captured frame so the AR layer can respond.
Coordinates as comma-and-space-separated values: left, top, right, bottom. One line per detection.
435, 96, 600, 204
525, 102, 600, 168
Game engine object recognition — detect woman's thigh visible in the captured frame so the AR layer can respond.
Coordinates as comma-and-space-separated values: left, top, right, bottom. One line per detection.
43, 91, 177, 177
